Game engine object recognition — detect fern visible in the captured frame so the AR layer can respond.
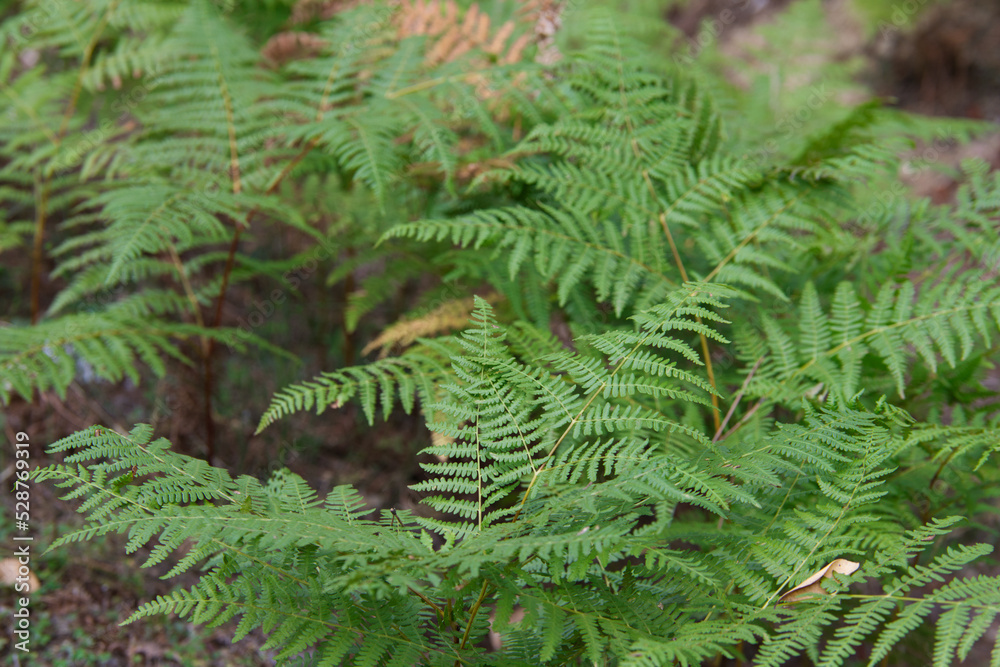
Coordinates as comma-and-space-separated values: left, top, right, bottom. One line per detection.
741, 273, 1000, 406
15, 1, 1000, 664
0, 309, 263, 402
256, 336, 455, 430
39, 398, 1000, 664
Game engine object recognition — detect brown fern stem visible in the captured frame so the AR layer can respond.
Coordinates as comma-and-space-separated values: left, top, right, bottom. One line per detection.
265, 135, 321, 193
713, 355, 764, 442
928, 448, 958, 490
645, 172, 722, 433
202, 137, 325, 462
202, 222, 244, 464
199, 42, 247, 463
30, 2, 119, 325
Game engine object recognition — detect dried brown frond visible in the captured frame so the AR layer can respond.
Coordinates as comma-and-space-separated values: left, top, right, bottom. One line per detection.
516, 0, 563, 64
395, 0, 532, 67
362, 293, 500, 358
285, 0, 562, 67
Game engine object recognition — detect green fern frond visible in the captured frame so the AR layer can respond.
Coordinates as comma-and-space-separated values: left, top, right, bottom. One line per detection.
15, 2, 1000, 665
746, 276, 1000, 404
256, 339, 454, 431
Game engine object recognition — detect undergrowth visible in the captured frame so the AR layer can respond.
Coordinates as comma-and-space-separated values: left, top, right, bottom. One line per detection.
3, 0, 1000, 664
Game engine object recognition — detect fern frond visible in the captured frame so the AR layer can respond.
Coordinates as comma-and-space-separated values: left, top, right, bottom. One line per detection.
0, 313, 216, 403
256, 339, 454, 431
746, 276, 1000, 404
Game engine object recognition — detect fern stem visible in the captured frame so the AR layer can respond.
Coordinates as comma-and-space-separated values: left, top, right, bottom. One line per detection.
407, 585, 446, 618
928, 448, 958, 490
58, 0, 121, 139
713, 355, 764, 442
203, 222, 248, 463
656, 205, 721, 431
198, 36, 251, 463
213, 44, 243, 197
640, 162, 722, 431
265, 136, 321, 193
459, 580, 491, 651
718, 396, 767, 442
654, 210, 689, 283
167, 245, 206, 330
700, 333, 721, 432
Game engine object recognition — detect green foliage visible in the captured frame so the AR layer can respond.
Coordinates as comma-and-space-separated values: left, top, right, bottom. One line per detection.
9, 0, 1000, 665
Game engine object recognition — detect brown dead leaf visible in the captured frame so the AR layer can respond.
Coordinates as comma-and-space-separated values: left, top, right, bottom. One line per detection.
779, 558, 859, 604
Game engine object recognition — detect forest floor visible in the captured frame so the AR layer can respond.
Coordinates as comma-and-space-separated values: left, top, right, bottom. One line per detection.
2, 1, 999, 665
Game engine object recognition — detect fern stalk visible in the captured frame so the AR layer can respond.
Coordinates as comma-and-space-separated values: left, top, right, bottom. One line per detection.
30, 0, 121, 323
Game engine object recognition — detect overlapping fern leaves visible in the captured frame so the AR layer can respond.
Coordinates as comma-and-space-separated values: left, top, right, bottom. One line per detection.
20, 1, 1000, 665
0, 0, 539, 403
383, 13, 867, 316
741, 274, 1000, 404
38, 303, 1000, 665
